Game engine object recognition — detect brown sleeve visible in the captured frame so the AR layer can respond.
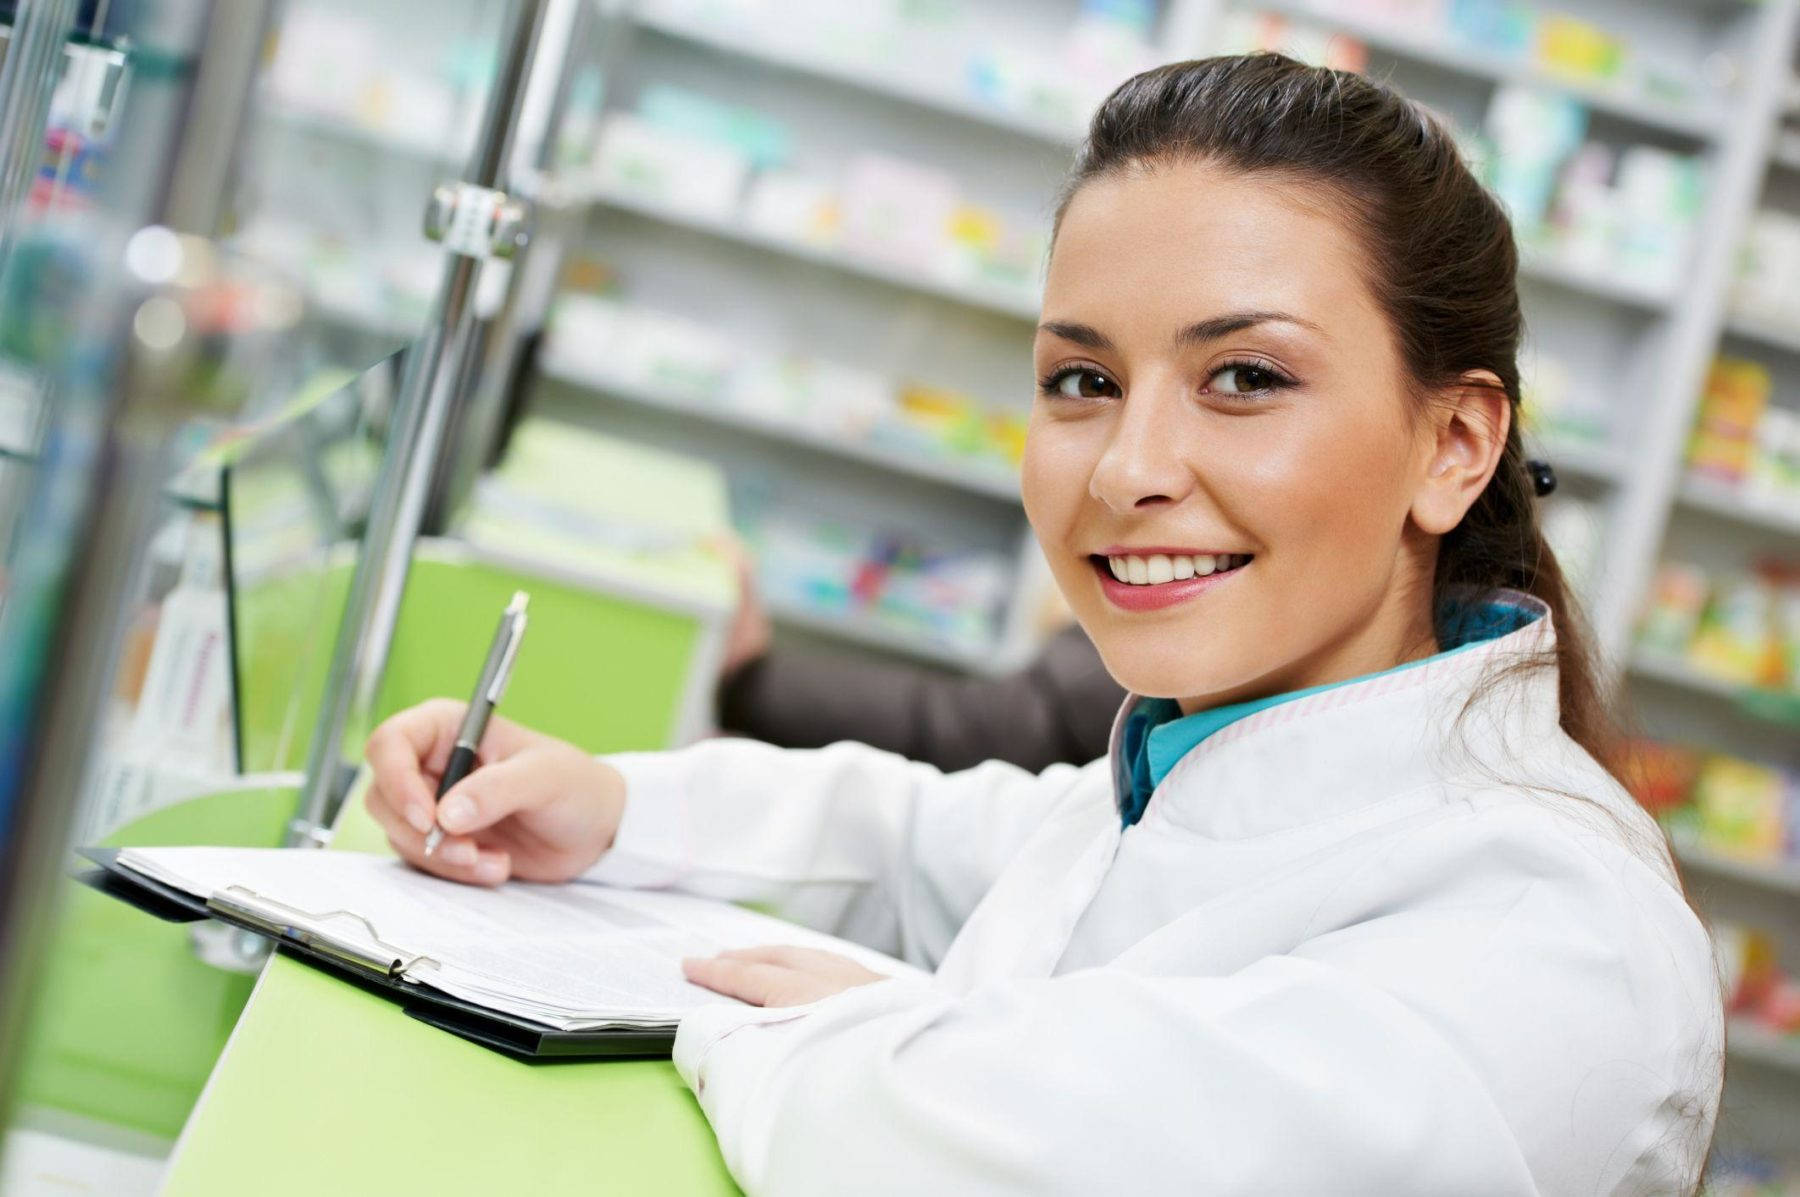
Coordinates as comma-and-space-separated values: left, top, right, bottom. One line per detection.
716, 623, 1122, 772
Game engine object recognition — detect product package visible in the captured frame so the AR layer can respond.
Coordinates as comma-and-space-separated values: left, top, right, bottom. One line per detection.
1637, 561, 1711, 657
1687, 357, 1773, 485
1693, 755, 1790, 862
1688, 572, 1782, 687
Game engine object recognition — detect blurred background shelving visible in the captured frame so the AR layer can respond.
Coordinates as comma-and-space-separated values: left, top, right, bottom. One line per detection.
174, 0, 1800, 1185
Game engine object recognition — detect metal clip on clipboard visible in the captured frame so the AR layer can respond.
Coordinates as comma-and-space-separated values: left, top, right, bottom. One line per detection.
207, 886, 440, 981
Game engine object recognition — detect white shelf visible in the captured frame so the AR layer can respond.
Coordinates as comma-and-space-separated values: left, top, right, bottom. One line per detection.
635, 8, 1083, 148
1537, 438, 1625, 483
1674, 841, 1800, 898
540, 356, 1024, 504
1728, 1019, 1800, 1074
1773, 131, 1800, 173
259, 95, 460, 164
1630, 650, 1800, 734
1677, 475, 1800, 537
592, 194, 1663, 329
1517, 245, 1676, 312
1254, 0, 1723, 140
584, 184, 1042, 322
1724, 312, 1800, 358
766, 593, 998, 672
263, 95, 1672, 318
1630, 649, 1754, 701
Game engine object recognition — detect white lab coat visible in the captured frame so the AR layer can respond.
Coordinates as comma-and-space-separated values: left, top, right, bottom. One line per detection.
589, 596, 1722, 1196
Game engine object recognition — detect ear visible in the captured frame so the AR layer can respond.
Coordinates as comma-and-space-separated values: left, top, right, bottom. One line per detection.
1410, 371, 1512, 536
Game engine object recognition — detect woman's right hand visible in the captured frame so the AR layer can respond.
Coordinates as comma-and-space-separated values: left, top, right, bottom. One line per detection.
363, 699, 627, 887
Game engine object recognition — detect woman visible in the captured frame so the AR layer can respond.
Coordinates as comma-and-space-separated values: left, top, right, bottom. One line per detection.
366, 54, 1721, 1194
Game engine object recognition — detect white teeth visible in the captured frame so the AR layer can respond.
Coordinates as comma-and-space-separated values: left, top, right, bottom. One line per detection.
1103, 552, 1249, 585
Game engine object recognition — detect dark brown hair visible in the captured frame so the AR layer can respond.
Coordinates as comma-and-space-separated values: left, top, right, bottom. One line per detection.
1055, 52, 1622, 777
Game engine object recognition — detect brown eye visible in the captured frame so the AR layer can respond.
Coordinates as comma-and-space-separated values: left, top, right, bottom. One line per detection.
1044, 368, 1120, 400
1208, 362, 1291, 397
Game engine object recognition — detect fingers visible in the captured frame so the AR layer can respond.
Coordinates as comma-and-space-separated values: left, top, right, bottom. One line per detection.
681, 955, 799, 1007
715, 945, 840, 970
364, 699, 465, 835
474, 710, 541, 761
681, 945, 887, 1007
432, 751, 550, 838
363, 702, 548, 836
367, 794, 512, 886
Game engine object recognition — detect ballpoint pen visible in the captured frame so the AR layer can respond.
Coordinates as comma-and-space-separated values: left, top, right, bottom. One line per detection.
423, 590, 529, 857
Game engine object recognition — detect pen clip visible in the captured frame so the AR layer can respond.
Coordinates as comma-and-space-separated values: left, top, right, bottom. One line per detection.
487, 608, 527, 704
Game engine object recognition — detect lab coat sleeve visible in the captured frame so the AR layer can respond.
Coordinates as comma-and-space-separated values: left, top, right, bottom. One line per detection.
584, 738, 1091, 965
674, 959, 1541, 1197
672, 820, 1718, 1196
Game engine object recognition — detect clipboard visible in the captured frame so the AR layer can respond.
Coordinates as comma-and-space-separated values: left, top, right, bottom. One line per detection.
76, 847, 676, 1062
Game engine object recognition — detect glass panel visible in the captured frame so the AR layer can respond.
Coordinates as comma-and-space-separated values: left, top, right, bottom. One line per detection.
221, 350, 399, 780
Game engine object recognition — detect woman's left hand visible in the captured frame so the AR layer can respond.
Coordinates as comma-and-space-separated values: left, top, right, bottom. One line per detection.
683, 945, 887, 1007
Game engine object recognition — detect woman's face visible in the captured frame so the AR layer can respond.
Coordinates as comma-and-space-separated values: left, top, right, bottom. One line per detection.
1024, 160, 1487, 711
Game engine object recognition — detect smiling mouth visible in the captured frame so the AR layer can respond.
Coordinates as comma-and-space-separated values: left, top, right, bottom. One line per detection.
1089, 552, 1254, 586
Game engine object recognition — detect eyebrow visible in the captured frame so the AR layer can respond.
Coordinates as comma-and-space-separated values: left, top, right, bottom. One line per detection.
1036, 310, 1327, 353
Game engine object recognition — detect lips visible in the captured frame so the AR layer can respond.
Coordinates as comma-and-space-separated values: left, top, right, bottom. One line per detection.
1088, 551, 1252, 612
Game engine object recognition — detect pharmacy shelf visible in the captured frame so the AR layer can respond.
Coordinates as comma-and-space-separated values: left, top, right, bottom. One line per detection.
1674, 840, 1800, 898
1774, 132, 1800, 173
634, 7, 1083, 148
1516, 244, 1676, 313
1629, 649, 1745, 699
1728, 1019, 1800, 1074
587, 183, 1672, 324
540, 356, 1024, 504
267, 97, 1669, 319
1677, 475, 1800, 538
259, 95, 461, 164
1724, 312, 1800, 358
1254, 0, 1723, 140
583, 184, 1042, 322
1629, 650, 1800, 726
1536, 437, 1626, 483
765, 592, 999, 672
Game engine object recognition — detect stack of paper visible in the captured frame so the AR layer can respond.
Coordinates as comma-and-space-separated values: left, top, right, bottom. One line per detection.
116, 847, 920, 1031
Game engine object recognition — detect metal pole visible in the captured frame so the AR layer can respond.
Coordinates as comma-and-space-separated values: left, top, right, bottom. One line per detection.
0, 0, 79, 274
287, 0, 554, 845
160, 5, 270, 237
425, 0, 599, 530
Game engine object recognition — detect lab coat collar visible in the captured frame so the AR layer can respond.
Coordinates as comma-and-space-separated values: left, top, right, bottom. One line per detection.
1105, 589, 1560, 840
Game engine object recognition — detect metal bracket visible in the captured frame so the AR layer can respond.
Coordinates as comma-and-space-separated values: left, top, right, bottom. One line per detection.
423, 182, 530, 260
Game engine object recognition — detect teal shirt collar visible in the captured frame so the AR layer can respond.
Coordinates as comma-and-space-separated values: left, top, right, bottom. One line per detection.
1118, 596, 1543, 828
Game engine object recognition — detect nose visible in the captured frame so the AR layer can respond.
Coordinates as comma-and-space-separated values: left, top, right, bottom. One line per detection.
1088, 381, 1197, 514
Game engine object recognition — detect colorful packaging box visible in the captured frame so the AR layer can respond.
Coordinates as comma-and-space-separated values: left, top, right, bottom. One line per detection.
1694, 756, 1789, 862
1687, 357, 1773, 485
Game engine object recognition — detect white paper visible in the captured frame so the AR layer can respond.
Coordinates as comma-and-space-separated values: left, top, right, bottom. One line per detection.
116, 847, 922, 1030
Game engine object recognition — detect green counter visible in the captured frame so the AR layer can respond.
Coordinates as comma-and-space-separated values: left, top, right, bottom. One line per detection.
159, 798, 738, 1196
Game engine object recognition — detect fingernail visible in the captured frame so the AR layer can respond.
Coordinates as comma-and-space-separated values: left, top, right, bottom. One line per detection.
406, 804, 433, 834
439, 794, 475, 831
474, 858, 506, 884
443, 840, 477, 867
